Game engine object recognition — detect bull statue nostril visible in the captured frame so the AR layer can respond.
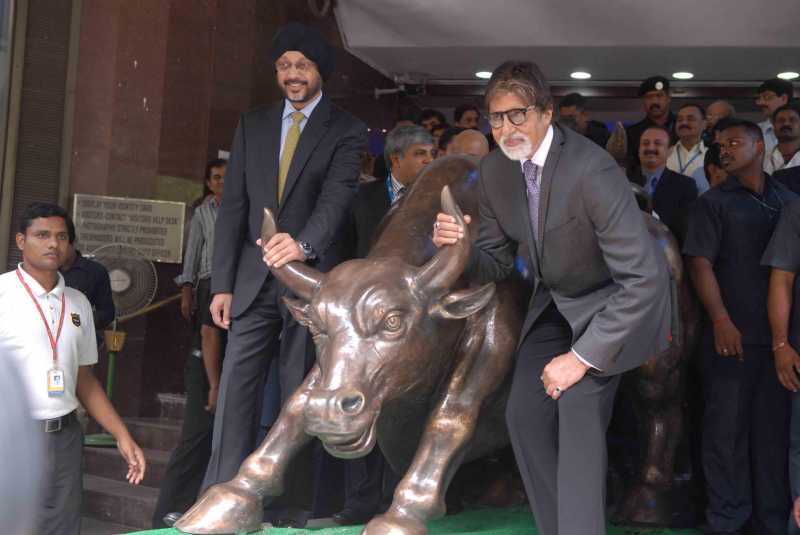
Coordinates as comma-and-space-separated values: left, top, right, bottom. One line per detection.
339, 393, 365, 415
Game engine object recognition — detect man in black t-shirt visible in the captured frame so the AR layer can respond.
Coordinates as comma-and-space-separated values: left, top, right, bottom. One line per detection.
683, 119, 797, 535
763, 198, 800, 534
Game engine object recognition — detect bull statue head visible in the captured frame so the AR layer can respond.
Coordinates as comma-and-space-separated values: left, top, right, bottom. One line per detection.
261, 186, 495, 459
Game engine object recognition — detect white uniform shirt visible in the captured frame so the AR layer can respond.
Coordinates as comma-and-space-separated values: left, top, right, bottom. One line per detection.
759, 119, 779, 156
763, 145, 800, 174
666, 140, 707, 177
0, 266, 98, 419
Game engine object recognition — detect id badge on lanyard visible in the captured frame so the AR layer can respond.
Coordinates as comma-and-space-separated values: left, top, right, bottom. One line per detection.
16, 269, 67, 397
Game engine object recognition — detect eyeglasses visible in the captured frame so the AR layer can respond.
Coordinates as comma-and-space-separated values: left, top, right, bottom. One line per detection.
275, 60, 315, 73
487, 106, 536, 129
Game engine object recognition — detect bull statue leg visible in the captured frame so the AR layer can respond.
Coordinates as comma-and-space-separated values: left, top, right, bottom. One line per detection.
364, 301, 517, 535
613, 353, 683, 525
175, 365, 322, 534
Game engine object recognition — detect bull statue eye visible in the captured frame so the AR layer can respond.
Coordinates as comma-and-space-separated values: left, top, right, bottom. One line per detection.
382, 312, 403, 333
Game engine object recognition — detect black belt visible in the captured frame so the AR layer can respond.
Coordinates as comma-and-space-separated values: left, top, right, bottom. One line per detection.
41, 410, 77, 433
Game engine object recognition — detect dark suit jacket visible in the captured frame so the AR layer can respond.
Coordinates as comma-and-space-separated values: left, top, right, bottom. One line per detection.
212, 95, 367, 316
470, 124, 671, 376
351, 178, 391, 258
650, 168, 699, 246
775, 166, 800, 196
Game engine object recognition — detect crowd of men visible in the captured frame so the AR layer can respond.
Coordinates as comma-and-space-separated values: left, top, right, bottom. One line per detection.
4, 19, 800, 535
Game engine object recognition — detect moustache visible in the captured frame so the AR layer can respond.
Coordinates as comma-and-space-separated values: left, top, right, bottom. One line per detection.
780, 126, 794, 133
648, 104, 662, 111
284, 79, 307, 86
643, 150, 659, 156
678, 125, 691, 130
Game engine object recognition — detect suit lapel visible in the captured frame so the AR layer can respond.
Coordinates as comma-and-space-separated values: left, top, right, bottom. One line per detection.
278, 95, 331, 213
537, 125, 565, 260
256, 105, 282, 214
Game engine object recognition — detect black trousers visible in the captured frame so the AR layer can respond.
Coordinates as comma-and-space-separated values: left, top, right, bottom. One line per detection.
39, 416, 83, 535
201, 278, 315, 511
152, 355, 214, 528
506, 305, 620, 535
341, 447, 388, 515
701, 337, 791, 534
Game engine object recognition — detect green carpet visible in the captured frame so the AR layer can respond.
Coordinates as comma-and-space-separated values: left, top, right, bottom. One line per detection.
132, 507, 701, 534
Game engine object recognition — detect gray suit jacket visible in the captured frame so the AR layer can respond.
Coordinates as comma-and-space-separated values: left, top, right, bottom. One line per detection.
470, 124, 671, 375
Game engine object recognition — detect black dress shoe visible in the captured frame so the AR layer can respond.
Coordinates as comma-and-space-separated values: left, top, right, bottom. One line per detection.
162, 512, 183, 527
332, 508, 374, 526
271, 516, 308, 529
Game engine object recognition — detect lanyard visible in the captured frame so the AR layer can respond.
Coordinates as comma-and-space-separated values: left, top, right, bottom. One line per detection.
16, 269, 66, 365
677, 144, 702, 174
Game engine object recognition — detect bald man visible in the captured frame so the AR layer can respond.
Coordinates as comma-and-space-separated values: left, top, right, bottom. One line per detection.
449, 129, 490, 158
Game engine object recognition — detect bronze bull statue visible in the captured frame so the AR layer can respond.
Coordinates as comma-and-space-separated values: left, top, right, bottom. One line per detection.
176, 156, 696, 534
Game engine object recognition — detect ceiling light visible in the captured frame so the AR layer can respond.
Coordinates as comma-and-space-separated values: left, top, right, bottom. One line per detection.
778, 71, 800, 80
672, 72, 694, 80
475, 71, 492, 79
570, 71, 591, 80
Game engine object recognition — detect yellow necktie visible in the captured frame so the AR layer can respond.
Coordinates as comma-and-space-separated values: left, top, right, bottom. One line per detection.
278, 111, 305, 204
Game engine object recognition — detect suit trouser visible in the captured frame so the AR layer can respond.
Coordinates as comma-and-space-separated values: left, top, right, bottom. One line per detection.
702, 338, 790, 534
39, 416, 83, 535
152, 355, 214, 527
201, 278, 315, 510
342, 447, 388, 514
506, 305, 620, 535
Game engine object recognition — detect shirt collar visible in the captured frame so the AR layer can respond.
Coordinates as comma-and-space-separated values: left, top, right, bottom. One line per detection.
282, 91, 323, 122
389, 172, 406, 201
719, 173, 776, 193
676, 139, 705, 154
518, 124, 554, 171
17, 263, 65, 298
643, 166, 665, 180
759, 119, 774, 134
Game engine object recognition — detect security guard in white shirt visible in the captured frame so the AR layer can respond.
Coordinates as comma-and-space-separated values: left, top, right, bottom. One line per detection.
764, 104, 800, 174
667, 103, 708, 178
0, 203, 146, 535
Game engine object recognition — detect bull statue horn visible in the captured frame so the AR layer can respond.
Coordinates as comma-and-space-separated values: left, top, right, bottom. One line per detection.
261, 208, 326, 301
416, 186, 471, 292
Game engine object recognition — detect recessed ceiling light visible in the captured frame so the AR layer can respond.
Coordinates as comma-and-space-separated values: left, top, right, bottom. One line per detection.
475, 71, 492, 79
778, 71, 800, 80
570, 71, 591, 80
672, 72, 694, 80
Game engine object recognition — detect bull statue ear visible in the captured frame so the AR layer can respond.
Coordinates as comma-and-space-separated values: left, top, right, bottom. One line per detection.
429, 282, 495, 320
283, 297, 314, 328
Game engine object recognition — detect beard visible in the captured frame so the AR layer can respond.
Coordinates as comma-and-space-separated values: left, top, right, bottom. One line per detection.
498, 132, 534, 161
280, 77, 321, 104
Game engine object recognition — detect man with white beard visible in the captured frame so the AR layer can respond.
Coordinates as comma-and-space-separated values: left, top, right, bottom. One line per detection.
433, 61, 670, 535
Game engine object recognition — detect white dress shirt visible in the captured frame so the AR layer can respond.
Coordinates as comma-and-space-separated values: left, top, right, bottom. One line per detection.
763, 145, 800, 174
666, 140, 707, 177
759, 119, 779, 156
0, 266, 98, 419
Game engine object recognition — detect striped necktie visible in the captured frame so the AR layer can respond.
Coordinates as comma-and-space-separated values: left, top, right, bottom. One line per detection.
523, 159, 540, 243
278, 111, 305, 204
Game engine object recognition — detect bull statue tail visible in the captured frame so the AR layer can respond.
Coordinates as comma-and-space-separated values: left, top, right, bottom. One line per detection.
261, 207, 326, 301
416, 186, 472, 293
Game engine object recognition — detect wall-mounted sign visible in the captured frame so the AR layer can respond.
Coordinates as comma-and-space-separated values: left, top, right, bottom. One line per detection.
73, 194, 185, 263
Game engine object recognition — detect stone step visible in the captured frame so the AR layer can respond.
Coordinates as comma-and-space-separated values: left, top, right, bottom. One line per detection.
82, 475, 158, 530
123, 417, 182, 451
84, 446, 171, 488
156, 392, 187, 422
80, 516, 139, 534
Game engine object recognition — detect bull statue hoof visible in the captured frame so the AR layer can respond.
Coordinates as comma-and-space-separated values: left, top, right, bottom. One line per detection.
174, 481, 262, 534
363, 513, 427, 535
611, 482, 672, 527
